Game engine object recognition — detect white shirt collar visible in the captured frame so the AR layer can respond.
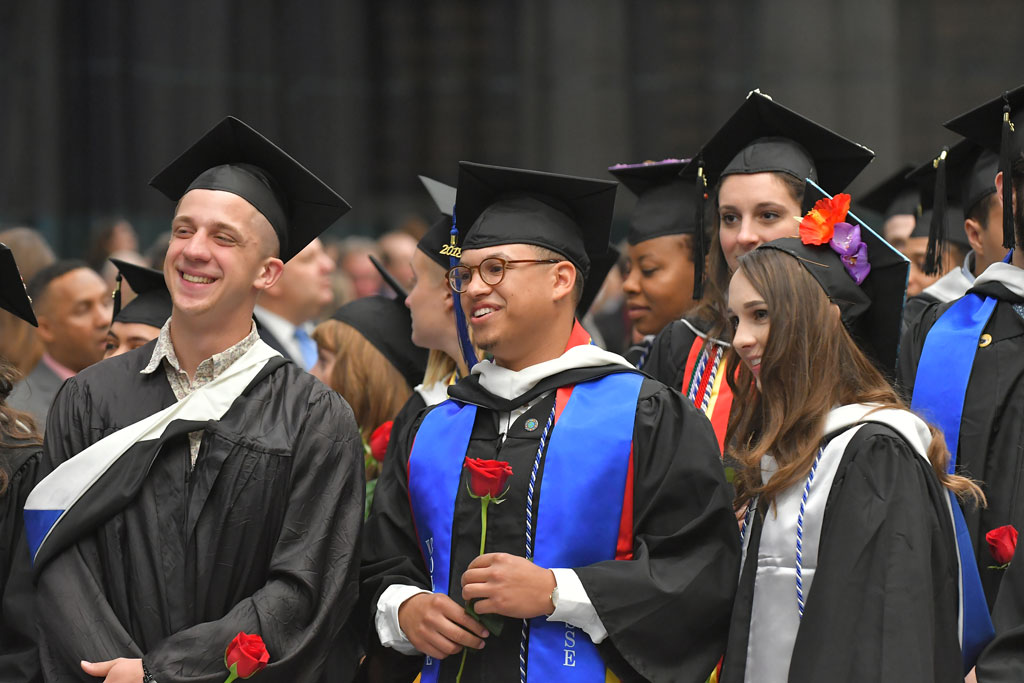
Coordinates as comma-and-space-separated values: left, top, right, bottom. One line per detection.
471, 344, 634, 402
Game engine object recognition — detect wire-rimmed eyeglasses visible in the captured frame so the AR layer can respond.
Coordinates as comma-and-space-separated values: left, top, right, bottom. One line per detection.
447, 257, 562, 293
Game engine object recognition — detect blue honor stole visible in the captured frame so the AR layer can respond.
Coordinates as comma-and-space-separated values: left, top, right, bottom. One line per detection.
911, 291, 998, 672
408, 371, 644, 682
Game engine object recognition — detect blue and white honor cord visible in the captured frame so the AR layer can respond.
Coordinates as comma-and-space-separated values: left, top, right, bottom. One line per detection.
519, 402, 557, 683
795, 447, 824, 619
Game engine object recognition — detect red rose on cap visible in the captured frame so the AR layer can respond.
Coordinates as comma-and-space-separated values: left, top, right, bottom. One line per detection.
369, 421, 393, 463
986, 524, 1018, 567
464, 458, 514, 499
223, 632, 270, 681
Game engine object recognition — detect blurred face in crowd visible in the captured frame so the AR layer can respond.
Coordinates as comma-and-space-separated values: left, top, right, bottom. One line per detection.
458, 243, 576, 371
405, 249, 454, 351
311, 346, 336, 385
379, 232, 418, 291
342, 250, 384, 299
164, 189, 283, 328
36, 267, 112, 372
260, 238, 335, 323
882, 214, 916, 251
104, 321, 161, 359
622, 235, 695, 336
902, 236, 949, 297
718, 173, 802, 272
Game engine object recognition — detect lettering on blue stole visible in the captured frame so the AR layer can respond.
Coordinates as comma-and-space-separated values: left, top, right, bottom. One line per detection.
563, 626, 576, 667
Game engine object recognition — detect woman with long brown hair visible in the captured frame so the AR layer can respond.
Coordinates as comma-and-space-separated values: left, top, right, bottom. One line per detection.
719, 195, 988, 682
0, 245, 43, 681
643, 90, 873, 452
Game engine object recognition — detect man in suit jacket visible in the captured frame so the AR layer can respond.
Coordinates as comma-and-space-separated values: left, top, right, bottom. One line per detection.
9, 260, 111, 430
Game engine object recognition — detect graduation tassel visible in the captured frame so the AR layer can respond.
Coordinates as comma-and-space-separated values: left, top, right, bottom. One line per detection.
112, 272, 124, 319
924, 147, 948, 276
449, 207, 479, 370
691, 158, 707, 301
1000, 99, 1016, 249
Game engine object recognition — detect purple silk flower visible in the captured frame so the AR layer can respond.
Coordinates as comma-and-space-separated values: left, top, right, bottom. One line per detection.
828, 222, 871, 285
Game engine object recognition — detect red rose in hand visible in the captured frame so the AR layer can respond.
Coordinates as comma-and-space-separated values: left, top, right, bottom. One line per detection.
369, 421, 393, 463
987, 525, 1018, 566
224, 632, 270, 680
464, 458, 513, 498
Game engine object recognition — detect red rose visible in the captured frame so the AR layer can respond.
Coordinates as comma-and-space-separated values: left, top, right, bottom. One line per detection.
224, 632, 270, 679
987, 525, 1018, 566
463, 458, 513, 498
369, 421, 393, 463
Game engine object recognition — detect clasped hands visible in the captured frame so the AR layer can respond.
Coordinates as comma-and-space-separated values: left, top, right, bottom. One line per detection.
397, 552, 556, 660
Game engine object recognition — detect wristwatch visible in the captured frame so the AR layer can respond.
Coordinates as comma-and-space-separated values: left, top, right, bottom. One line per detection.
142, 662, 158, 683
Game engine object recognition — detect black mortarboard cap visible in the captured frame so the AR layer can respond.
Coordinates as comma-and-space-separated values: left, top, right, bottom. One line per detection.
697, 90, 875, 192
417, 175, 458, 269
944, 85, 1024, 249
454, 161, 618, 279
0, 243, 37, 326
330, 295, 428, 390
576, 245, 619, 319
110, 258, 172, 329
607, 159, 698, 244
857, 164, 921, 219
758, 181, 908, 376
149, 116, 351, 262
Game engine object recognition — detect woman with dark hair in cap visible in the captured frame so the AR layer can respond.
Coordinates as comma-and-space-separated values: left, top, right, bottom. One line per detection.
608, 159, 703, 357
720, 192, 989, 682
643, 90, 875, 453
0, 245, 42, 682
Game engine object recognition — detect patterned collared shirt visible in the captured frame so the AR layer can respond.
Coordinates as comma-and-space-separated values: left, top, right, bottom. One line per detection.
141, 319, 261, 466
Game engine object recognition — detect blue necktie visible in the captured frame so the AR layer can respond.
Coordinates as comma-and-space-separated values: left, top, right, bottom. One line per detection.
293, 326, 318, 371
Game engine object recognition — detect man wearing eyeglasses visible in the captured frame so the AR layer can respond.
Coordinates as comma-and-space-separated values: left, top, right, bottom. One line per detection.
360, 162, 739, 683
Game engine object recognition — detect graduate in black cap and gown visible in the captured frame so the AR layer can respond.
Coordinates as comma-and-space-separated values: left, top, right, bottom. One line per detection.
900, 85, 1024, 669
643, 90, 875, 452
857, 163, 920, 248
0, 245, 43, 683
720, 189, 988, 682
361, 161, 739, 683
25, 117, 364, 683
607, 159, 703, 365
103, 258, 173, 359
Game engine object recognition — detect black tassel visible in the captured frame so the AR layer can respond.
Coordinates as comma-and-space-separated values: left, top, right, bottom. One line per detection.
691, 158, 707, 300
924, 147, 948, 275
1000, 99, 1016, 249
112, 272, 123, 319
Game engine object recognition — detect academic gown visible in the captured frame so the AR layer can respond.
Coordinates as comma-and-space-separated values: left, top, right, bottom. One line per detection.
899, 276, 1024, 611
976, 541, 1024, 681
32, 340, 366, 683
0, 441, 43, 683
720, 419, 963, 683
361, 363, 740, 683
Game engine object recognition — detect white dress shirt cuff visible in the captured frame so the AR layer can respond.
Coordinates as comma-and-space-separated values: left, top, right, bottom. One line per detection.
546, 568, 608, 644
375, 584, 432, 655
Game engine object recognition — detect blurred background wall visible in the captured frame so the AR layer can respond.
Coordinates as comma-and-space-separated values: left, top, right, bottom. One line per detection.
1, 0, 1022, 255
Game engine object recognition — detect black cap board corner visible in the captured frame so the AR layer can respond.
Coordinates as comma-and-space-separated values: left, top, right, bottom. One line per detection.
0, 243, 37, 326
857, 164, 920, 219
149, 116, 351, 262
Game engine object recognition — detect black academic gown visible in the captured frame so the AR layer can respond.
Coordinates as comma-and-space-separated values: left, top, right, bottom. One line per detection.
361, 365, 740, 683
976, 542, 1024, 681
642, 317, 711, 388
32, 341, 365, 683
899, 278, 1024, 612
1, 441, 43, 683
720, 424, 963, 683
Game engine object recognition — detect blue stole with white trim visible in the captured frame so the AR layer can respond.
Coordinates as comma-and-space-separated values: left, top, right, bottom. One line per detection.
408, 371, 644, 683
911, 291, 997, 672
